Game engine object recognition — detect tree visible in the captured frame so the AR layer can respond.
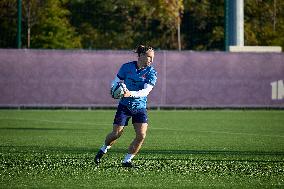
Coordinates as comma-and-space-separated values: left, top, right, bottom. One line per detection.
0, 0, 82, 49
30, 0, 81, 49
1, 0, 283, 50
182, 0, 224, 51
0, 0, 18, 48
68, 0, 183, 49
245, 0, 284, 48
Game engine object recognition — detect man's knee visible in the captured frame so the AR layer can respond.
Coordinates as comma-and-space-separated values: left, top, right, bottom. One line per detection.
111, 130, 123, 138
111, 125, 124, 138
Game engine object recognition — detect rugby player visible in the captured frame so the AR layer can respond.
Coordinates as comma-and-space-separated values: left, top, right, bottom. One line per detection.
95, 45, 157, 167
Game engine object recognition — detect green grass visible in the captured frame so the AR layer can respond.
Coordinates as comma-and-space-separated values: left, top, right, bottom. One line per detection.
0, 110, 283, 188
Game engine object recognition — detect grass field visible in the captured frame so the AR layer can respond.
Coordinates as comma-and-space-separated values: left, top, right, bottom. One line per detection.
0, 110, 283, 188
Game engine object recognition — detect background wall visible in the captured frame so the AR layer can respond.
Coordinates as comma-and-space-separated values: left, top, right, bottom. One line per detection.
0, 49, 283, 108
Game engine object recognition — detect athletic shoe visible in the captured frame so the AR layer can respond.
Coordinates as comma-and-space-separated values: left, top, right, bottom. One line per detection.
95, 150, 105, 164
122, 162, 133, 168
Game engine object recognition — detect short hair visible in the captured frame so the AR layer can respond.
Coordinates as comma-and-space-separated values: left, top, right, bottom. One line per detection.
134, 45, 154, 56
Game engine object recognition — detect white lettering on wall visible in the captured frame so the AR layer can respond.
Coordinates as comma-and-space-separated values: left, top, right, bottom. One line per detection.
271, 80, 284, 100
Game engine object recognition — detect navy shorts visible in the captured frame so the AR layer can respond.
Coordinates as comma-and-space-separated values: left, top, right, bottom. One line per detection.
113, 104, 148, 126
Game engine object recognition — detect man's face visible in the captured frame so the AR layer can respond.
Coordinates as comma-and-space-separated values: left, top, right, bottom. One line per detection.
139, 50, 154, 67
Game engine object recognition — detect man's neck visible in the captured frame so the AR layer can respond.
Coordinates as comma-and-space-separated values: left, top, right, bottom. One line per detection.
137, 61, 145, 70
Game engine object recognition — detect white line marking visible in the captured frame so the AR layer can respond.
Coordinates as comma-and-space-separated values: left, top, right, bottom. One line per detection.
150, 127, 284, 138
0, 117, 110, 126
1, 118, 283, 138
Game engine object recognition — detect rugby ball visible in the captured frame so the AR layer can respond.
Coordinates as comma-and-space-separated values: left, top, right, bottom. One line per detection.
111, 82, 126, 99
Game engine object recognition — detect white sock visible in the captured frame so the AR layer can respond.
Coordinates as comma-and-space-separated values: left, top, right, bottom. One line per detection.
123, 153, 135, 163
100, 145, 111, 153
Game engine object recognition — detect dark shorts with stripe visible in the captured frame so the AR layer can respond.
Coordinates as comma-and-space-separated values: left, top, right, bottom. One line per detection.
113, 104, 148, 126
